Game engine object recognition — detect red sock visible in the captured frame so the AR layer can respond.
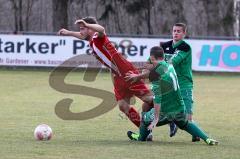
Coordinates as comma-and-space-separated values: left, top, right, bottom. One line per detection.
127, 107, 140, 127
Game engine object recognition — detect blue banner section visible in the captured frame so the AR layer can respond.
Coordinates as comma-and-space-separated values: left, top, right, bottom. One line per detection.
197, 44, 240, 72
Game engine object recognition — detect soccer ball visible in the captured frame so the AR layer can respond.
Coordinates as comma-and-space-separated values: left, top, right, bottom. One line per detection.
34, 124, 53, 141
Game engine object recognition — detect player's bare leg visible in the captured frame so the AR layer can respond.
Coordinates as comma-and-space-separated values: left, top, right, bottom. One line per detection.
139, 93, 153, 112
118, 98, 140, 127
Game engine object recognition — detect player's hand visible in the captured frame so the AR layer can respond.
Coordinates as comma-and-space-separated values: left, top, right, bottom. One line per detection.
148, 118, 158, 130
75, 19, 88, 26
58, 28, 71, 36
144, 63, 154, 70
124, 71, 139, 83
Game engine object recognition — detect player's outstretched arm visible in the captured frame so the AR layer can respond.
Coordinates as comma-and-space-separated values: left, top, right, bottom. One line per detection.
148, 103, 160, 130
58, 28, 86, 40
124, 62, 154, 83
124, 69, 150, 83
75, 19, 105, 37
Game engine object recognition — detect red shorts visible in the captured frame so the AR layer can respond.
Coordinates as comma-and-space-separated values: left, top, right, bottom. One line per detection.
113, 75, 151, 101
111, 53, 151, 101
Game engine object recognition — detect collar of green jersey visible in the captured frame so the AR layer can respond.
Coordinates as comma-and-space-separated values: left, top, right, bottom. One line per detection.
172, 39, 184, 48
154, 61, 163, 70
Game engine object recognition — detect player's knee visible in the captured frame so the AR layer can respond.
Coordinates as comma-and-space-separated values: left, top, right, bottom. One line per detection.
141, 96, 154, 112
176, 120, 188, 130
118, 103, 130, 113
142, 102, 152, 112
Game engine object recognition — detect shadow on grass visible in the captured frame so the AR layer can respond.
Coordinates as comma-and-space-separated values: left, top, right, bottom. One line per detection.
61, 139, 208, 147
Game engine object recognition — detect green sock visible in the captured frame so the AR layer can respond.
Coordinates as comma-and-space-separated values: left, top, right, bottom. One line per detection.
184, 122, 208, 141
139, 122, 151, 141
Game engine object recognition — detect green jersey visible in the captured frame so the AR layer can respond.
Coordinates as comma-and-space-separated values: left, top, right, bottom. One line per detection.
161, 40, 193, 90
149, 61, 185, 114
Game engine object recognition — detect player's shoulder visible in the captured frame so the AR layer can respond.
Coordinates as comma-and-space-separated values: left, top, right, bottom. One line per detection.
158, 60, 168, 66
177, 40, 191, 52
93, 32, 107, 39
156, 61, 168, 72
160, 40, 173, 48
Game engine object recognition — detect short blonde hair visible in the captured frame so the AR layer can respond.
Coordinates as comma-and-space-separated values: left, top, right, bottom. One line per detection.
174, 23, 187, 32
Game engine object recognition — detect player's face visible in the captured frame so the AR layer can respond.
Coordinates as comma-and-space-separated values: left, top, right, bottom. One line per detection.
79, 22, 96, 41
79, 26, 90, 40
79, 26, 96, 41
172, 26, 186, 42
150, 56, 157, 65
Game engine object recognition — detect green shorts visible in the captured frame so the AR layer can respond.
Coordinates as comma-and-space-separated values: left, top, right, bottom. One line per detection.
181, 89, 194, 115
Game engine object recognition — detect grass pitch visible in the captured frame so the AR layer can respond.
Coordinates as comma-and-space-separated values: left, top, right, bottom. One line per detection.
0, 68, 239, 159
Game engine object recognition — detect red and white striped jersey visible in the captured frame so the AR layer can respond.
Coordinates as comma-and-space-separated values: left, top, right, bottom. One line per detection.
89, 33, 130, 76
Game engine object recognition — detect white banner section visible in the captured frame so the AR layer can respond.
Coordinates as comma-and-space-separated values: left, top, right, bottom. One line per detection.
0, 34, 239, 72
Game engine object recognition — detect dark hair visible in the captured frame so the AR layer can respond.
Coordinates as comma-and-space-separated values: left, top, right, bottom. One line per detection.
174, 23, 187, 32
150, 46, 164, 59
82, 16, 98, 24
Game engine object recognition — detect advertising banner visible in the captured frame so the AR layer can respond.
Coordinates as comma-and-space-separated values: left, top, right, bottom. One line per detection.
0, 34, 239, 72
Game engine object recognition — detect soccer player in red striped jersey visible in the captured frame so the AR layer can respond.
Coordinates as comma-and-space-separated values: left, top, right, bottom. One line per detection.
58, 16, 153, 128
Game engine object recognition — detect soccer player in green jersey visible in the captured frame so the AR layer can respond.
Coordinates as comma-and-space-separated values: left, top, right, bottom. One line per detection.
161, 23, 198, 141
125, 46, 218, 145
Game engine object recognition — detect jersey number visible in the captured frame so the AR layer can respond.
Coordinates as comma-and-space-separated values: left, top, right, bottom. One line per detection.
170, 72, 179, 91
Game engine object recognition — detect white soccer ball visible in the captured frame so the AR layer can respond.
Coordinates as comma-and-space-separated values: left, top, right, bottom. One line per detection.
34, 124, 53, 141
